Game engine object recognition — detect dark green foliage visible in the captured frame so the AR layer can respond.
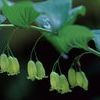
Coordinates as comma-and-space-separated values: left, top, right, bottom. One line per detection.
43, 25, 93, 53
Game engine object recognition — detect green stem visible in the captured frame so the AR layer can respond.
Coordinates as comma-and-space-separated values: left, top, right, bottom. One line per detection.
87, 47, 100, 57
0, 24, 52, 33
70, 51, 91, 71
52, 55, 61, 71
30, 34, 43, 60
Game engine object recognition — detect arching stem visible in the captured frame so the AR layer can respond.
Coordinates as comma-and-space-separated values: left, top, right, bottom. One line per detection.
0, 24, 52, 33
87, 47, 100, 57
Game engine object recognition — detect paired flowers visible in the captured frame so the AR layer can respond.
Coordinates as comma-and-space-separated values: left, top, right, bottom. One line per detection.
0, 53, 20, 75
50, 67, 88, 94
68, 67, 88, 91
27, 60, 46, 81
50, 72, 71, 94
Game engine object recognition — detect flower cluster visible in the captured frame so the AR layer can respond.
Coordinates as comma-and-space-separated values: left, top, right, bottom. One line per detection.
0, 53, 20, 75
0, 53, 88, 94
68, 67, 88, 91
27, 60, 47, 81
49, 67, 88, 94
50, 72, 71, 94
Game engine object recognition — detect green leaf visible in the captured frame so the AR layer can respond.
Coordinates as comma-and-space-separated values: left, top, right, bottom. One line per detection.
0, 0, 3, 10
93, 30, 100, 51
0, 14, 6, 23
34, 0, 72, 31
34, 0, 86, 32
64, 6, 86, 25
2, 1, 39, 27
43, 25, 93, 53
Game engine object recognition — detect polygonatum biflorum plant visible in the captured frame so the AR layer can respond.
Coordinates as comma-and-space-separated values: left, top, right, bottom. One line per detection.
0, 0, 100, 94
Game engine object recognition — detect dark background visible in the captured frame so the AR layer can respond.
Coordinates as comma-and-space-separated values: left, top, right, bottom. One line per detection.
0, 0, 100, 100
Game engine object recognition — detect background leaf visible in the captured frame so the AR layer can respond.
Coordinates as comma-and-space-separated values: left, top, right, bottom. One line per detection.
43, 25, 93, 54
0, 0, 3, 10
2, 1, 39, 27
93, 30, 100, 51
64, 6, 86, 25
34, 0, 72, 31
0, 14, 6, 24
34, 0, 86, 32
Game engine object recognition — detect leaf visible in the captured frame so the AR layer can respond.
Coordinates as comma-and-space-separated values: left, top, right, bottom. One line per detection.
43, 25, 93, 53
2, 1, 39, 27
0, 0, 3, 10
92, 30, 100, 51
0, 14, 6, 23
34, 0, 86, 32
64, 6, 86, 25
34, 0, 72, 31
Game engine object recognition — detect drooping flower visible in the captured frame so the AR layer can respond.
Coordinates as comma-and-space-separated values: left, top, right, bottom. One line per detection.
50, 71, 60, 91
7, 56, 20, 76
35, 60, 46, 80
0, 53, 9, 73
27, 60, 37, 81
68, 67, 76, 88
59, 74, 71, 94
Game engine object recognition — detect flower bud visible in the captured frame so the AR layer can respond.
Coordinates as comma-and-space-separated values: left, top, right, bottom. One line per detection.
59, 74, 71, 94
13, 57, 20, 74
68, 67, 76, 88
50, 71, 60, 91
0, 53, 9, 73
76, 72, 83, 87
27, 60, 37, 81
81, 71, 88, 91
7, 56, 20, 75
35, 61, 46, 80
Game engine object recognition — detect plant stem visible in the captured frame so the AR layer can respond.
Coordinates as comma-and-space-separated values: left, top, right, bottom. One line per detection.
0, 24, 52, 33
52, 55, 61, 71
87, 47, 100, 57
30, 34, 43, 60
